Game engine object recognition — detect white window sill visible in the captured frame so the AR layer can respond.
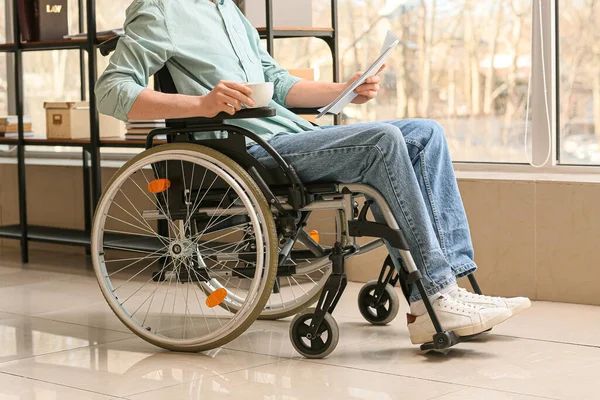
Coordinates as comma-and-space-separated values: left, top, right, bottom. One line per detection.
454, 163, 600, 183
454, 170, 600, 184
2, 157, 600, 184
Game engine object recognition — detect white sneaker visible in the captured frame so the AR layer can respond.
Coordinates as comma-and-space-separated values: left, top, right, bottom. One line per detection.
407, 295, 512, 345
452, 287, 531, 316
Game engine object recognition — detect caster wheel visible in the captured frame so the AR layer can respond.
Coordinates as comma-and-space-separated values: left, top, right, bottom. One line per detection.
358, 280, 400, 325
289, 308, 339, 359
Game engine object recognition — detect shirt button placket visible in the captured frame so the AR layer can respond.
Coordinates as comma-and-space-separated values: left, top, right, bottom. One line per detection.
216, 1, 251, 82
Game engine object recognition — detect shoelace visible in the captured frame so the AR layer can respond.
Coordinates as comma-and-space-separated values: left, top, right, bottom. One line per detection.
439, 296, 482, 315
455, 287, 502, 302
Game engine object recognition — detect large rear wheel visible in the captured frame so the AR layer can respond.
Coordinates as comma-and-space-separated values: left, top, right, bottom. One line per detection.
91, 143, 278, 352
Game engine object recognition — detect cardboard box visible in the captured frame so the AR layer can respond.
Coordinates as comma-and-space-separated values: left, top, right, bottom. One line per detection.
44, 102, 124, 139
243, 0, 313, 28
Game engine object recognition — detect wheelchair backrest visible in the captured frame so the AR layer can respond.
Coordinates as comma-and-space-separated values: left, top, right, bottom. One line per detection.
155, 66, 178, 95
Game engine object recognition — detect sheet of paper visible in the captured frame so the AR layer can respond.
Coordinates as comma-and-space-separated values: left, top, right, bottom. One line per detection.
380, 29, 399, 54
317, 30, 399, 118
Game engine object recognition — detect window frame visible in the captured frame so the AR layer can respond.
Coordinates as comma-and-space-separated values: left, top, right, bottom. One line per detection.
454, 0, 600, 175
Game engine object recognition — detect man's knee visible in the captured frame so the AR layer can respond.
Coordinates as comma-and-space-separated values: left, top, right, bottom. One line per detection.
415, 119, 445, 144
392, 119, 445, 148
372, 122, 405, 149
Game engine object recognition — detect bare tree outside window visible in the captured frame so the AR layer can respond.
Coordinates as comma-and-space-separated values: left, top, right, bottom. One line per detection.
275, 0, 533, 162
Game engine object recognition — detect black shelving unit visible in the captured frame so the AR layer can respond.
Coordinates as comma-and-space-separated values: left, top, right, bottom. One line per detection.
0, 225, 90, 246
261, 0, 340, 124
0, 0, 340, 263
0, 224, 162, 252
0, 0, 108, 262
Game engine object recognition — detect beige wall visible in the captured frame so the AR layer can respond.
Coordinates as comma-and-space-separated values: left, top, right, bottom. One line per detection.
348, 179, 600, 307
0, 164, 86, 254
1, 164, 600, 306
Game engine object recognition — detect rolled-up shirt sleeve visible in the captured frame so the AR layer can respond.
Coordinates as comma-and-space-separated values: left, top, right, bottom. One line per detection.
259, 47, 301, 107
95, 0, 175, 121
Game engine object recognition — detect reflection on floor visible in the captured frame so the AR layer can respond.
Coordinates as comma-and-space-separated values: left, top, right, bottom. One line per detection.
0, 248, 597, 400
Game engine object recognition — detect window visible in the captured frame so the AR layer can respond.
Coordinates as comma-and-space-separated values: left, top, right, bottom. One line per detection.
558, 0, 600, 165
3, 0, 596, 171
0, 2, 10, 155
24, 1, 82, 135
23, 51, 82, 136
0, 53, 9, 118
0, 53, 10, 155
96, 1, 129, 33
0, 0, 7, 44
274, 0, 533, 163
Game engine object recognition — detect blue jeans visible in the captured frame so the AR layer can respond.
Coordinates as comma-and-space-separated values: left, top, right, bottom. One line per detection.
247, 119, 477, 302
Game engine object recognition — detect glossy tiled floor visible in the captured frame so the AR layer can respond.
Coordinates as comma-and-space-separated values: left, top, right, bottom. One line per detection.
0, 248, 598, 400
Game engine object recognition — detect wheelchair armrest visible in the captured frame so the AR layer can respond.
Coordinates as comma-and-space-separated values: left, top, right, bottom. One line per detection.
288, 108, 320, 115
99, 36, 120, 57
166, 107, 276, 126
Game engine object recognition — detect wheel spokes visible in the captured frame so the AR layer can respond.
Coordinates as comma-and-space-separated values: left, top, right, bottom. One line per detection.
95, 153, 272, 347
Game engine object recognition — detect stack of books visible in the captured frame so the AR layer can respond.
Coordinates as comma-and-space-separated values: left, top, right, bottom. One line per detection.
0, 116, 35, 138
125, 120, 166, 140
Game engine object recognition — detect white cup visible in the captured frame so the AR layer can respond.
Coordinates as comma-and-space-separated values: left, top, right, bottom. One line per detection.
242, 82, 274, 108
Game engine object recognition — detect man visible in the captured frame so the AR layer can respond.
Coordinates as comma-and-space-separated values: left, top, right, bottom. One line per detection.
96, 0, 530, 345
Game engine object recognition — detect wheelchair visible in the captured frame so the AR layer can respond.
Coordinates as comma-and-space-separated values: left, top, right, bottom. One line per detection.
93, 37, 486, 359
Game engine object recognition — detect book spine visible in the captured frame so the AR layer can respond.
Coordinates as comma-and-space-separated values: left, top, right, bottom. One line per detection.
33, 0, 40, 41
37, 0, 69, 41
17, 0, 33, 42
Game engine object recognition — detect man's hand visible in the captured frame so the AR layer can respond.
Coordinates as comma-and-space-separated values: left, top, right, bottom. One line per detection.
346, 64, 386, 105
199, 80, 256, 117
285, 64, 386, 109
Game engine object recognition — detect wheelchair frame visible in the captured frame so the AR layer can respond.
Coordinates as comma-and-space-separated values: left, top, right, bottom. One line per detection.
97, 36, 486, 358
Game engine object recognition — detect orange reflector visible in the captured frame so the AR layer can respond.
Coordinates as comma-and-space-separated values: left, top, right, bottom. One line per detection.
309, 230, 320, 244
148, 179, 171, 194
206, 288, 228, 308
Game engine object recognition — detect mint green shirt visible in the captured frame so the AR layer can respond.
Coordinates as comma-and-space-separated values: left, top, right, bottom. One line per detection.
95, 0, 317, 140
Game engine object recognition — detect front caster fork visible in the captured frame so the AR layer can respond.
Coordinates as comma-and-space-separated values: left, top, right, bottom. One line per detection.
305, 242, 348, 339
368, 255, 401, 309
